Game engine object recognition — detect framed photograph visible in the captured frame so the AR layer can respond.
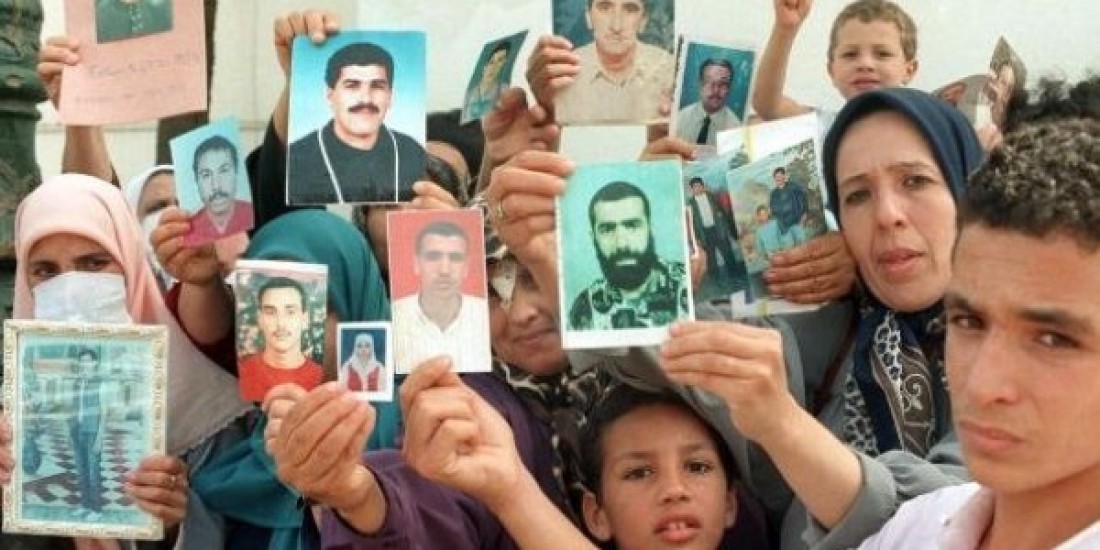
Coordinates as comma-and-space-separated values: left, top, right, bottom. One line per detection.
557, 160, 694, 349
553, 0, 677, 125
234, 260, 329, 402
460, 30, 529, 124
287, 30, 428, 205
2, 320, 167, 539
336, 322, 393, 402
387, 209, 491, 374
670, 37, 756, 152
169, 117, 255, 247
986, 37, 1027, 129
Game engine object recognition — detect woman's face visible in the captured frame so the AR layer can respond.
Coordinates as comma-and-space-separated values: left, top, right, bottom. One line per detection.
835, 111, 957, 312
489, 263, 566, 377
26, 233, 124, 288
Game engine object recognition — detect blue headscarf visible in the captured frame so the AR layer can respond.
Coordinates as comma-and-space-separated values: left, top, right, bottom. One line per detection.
822, 88, 982, 456
190, 211, 395, 549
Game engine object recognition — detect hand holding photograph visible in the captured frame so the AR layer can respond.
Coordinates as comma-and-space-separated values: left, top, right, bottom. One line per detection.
2, 320, 167, 540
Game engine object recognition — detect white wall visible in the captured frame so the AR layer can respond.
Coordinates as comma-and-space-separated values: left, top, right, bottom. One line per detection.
36, 0, 1100, 179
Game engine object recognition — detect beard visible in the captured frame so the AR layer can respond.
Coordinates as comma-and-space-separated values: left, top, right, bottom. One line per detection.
597, 236, 659, 291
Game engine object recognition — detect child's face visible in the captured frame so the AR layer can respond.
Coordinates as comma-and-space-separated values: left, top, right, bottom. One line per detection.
583, 403, 736, 549
828, 19, 917, 100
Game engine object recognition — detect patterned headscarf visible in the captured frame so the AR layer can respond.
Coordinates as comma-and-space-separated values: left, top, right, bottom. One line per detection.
822, 88, 982, 456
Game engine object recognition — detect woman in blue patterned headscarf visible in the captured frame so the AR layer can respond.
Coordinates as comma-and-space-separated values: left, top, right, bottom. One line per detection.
661, 87, 984, 549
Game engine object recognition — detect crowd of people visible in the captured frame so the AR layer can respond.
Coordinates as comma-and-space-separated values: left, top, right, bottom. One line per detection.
1, 1, 1099, 549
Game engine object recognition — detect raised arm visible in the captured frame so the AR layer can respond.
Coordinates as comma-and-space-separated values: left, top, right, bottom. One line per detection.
752, 0, 816, 121
270, 10, 341, 145
399, 359, 595, 550
483, 151, 572, 317
38, 36, 116, 183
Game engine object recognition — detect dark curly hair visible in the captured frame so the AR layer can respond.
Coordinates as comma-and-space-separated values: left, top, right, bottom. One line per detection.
962, 118, 1100, 251
1003, 74, 1100, 133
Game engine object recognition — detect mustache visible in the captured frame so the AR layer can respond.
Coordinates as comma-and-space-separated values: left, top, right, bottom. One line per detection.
207, 190, 231, 201
607, 250, 644, 264
349, 102, 381, 115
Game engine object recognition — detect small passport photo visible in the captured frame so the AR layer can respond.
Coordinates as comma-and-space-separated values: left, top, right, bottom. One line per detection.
234, 259, 329, 402
337, 322, 393, 402
2, 320, 167, 540
556, 160, 695, 350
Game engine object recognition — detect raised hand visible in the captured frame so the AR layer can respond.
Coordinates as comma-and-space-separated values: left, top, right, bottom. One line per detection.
273, 10, 340, 79
263, 382, 377, 513
399, 357, 524, 511
37, 35, 81, 109
764, 232, 856, 304
482, 88, 562, 176
525, 35, 581, 114
774, 0, 814, 30
660, 321, 799, 444
150, 207, 223, 287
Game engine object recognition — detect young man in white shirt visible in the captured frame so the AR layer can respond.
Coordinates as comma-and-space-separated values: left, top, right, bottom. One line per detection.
862, 119, 1100, 549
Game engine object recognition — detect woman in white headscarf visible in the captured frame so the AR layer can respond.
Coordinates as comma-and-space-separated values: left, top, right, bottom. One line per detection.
340, 332, 385, 393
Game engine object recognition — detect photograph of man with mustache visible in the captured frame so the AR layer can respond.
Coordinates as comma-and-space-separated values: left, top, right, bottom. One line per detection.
186, 134, 254, 246
569, 180, 690, 331
288, 40, 426, 204
391, 215, 491, 374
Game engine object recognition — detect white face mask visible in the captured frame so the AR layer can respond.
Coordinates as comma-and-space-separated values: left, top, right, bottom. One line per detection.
33, 271, 133, 324
140, 210, 176, 290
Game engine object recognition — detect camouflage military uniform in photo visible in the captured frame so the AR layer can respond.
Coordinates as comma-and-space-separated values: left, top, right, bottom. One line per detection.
568, 259, 689, 330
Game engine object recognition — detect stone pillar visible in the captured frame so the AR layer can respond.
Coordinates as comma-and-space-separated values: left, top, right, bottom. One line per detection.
0, 0, 46, 324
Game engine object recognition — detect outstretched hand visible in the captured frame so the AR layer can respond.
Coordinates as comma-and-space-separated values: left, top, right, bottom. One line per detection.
150, 207, 223, 287
400, 357, 525, 511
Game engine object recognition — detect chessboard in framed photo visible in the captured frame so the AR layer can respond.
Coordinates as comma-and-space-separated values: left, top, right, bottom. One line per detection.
2, 320, 167, 540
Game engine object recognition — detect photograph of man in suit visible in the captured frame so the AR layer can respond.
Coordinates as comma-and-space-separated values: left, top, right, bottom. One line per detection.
687, 177, 743, 284
676, 58, 742, 146
288, 41, 426, 204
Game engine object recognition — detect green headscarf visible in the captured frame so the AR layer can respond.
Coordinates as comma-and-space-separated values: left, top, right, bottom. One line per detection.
191, 210, 396, 550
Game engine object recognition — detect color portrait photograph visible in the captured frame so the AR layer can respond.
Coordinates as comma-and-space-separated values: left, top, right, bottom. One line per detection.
552, 0, 677, 125
557, 160, 694, 349
95, 0, 173, 44
287, 30, 427, 205
169, 117, 254, 247
671, 38, 756, 150
726, 139, 829, 316
387, 208, 491, 374
336, 322, 393, 402
233, 260, 329, 402
2, 321, 166, 540
682, 148, 751, 302
460, 30, 528, 124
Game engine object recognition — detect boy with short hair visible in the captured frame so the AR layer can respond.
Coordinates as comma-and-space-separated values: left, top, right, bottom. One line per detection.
579, 384, 768, 549
752, 0, 919, 122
